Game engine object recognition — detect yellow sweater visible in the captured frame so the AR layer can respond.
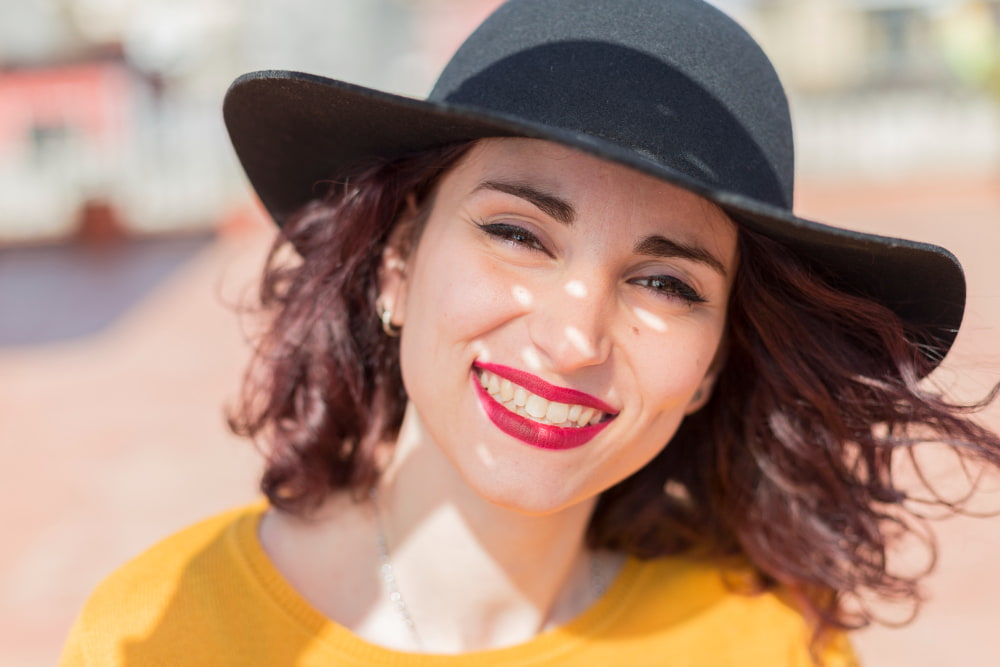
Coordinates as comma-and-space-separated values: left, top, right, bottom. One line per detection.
61, 503, 858, 666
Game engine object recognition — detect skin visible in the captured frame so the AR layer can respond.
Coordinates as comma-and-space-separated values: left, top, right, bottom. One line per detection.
261, 138, 738, 653
384, 138, 737, 515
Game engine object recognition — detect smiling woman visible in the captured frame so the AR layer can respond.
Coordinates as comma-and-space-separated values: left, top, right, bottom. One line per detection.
61, 1, 1000, 666
382, 140, 736, 516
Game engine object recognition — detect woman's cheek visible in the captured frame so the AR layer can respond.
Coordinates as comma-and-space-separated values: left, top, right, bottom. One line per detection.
634, 330, 720, 409
435, 256, 530, 333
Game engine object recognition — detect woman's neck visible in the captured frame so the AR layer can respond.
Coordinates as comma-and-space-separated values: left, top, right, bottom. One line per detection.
260, 406, 620, 654
368, 414, 603, 652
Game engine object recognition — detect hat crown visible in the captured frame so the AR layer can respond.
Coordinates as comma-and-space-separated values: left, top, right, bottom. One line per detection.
430, 0, 794, 209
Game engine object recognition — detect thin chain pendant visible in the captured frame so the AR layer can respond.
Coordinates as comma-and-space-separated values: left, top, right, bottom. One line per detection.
372, 490, 424, 649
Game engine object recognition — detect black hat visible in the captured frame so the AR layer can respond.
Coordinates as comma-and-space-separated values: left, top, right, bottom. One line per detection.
223, 0, 964, 366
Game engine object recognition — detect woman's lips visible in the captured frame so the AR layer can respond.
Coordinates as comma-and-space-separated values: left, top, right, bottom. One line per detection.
471, 362, 617, 450
475, 362, 617, 414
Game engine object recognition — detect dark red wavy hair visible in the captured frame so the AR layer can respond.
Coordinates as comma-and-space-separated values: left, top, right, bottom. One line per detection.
229, 141, 1000, 648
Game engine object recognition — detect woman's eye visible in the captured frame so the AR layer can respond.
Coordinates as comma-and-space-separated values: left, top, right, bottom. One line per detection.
632, 275, 707, 305
476, 222, 550, 254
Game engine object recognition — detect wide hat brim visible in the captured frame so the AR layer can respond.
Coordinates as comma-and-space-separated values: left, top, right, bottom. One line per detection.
223, 69, 964, 368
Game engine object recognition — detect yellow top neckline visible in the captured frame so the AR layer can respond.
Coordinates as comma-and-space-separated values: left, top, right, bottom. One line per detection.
233, 502, 647, 665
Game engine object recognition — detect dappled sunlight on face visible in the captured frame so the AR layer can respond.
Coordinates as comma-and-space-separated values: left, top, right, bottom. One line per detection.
563, 280, 588, 299
512, 285, 534, 306
632, 306, 669, 333
389, 137, 737, 515
474, 440, 497, 469
518, 346, 544, 371
563, 325, 598, 359
470, 340, 494, 363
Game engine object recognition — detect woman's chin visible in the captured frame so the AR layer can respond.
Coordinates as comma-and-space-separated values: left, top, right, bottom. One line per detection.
461, 472, 595, 518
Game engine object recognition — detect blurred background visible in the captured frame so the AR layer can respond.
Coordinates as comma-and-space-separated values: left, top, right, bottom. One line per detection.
0, 0, 997, 665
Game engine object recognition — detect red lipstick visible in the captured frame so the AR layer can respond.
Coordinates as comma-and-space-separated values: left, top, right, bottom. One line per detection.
475, 362, 616, 414
471, 363, 616, 450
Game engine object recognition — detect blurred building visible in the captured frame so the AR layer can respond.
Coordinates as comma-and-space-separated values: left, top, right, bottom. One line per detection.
0, 0, 997, 242
750, 0, 999, 93
747, 0, 1000, 178
0, 0, 243, 242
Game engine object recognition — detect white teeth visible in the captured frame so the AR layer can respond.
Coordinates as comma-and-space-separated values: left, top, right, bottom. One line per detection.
525, 394, 548, 419
545, 401, 569, 424
500, 378, 515, 402
513, 387, 528, 407
478, 369, 609, 428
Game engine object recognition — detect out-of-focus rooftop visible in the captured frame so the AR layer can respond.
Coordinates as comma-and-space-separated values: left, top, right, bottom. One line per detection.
1, 1, 998, 666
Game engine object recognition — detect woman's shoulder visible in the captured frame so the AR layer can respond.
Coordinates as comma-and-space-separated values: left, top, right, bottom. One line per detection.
605, 556, 859, 666
60, 501, 270, 666
87, 501, 264, 600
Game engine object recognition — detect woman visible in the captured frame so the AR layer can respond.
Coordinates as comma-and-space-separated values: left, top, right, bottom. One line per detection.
62, 0, 999, 665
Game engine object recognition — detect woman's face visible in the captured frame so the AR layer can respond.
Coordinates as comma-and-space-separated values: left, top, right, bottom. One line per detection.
382, 138, 738, 515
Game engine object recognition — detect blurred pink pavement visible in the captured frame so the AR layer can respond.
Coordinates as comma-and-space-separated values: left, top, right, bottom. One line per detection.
1, 174, 998, 666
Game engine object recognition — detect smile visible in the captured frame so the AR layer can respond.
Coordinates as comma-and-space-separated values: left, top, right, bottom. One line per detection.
472, 362, 617, 450
477, 369, 608, 427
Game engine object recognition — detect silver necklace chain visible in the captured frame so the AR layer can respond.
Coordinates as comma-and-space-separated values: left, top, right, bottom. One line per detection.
371, 490, 424, 648
370, 490, 609, 648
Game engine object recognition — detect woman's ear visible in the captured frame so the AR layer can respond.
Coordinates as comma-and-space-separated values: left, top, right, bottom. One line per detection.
684, 338, 728, 415
377, 194, 421, 330
684, 370, 719, 415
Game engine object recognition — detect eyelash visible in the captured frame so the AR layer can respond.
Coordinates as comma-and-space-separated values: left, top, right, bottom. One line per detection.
629, 275, 707, 305
475, 221, 551, 255
475, 220, 707, 305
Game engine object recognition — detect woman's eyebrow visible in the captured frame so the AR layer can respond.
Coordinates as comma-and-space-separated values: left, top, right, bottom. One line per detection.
634, 235, 728, 277
474, 180, 726, 276
475, 180, 576, 225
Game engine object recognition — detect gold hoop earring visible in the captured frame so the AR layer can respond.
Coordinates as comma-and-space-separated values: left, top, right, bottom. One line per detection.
379, 304, 402, 337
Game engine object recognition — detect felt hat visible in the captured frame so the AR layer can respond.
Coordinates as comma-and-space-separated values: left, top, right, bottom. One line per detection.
223, 0, 965, 366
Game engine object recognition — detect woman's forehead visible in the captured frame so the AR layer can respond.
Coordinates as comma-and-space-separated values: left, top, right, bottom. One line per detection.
455, 138, 629, 183
441, 137, 738, 253
449, 138, 722, 212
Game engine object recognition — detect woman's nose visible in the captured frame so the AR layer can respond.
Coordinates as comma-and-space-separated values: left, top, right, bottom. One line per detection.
526, 277, 612, 373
